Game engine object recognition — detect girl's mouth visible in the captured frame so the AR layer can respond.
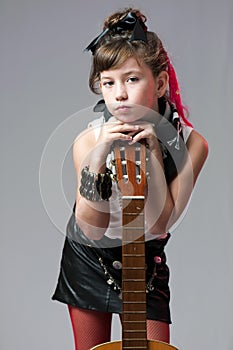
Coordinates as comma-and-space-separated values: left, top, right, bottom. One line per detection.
115, 105, 131, 112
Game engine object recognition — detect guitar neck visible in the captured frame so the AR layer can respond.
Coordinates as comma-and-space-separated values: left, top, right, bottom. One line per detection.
90, 142, 179, 350
122, 196, 147, 350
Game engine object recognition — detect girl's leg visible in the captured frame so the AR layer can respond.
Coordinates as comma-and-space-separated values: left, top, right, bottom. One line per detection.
147, 319, 170, 343
68, 306, 112, 350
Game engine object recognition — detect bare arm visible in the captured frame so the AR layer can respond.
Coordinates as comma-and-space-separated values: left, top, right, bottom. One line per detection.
73, 117, 208, 239
129, 124, 208, 234
73, 127, 111, 240
146, 130, 208, 233
73, 120, 142, 240
166, 130, 209, 230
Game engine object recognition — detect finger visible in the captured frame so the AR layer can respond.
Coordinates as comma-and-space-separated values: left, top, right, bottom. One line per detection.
130, 129, 156, 144
127, 131, 138, 137
108, 124, 141, 134
128, 130, 147, 144
110, 133, 133, 141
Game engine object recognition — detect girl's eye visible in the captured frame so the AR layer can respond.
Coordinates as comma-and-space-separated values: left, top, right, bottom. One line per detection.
102, 81, 113, 87
127, 77, 139, 83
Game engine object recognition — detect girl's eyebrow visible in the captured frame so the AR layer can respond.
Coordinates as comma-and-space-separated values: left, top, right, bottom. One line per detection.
100, 70, 142, 80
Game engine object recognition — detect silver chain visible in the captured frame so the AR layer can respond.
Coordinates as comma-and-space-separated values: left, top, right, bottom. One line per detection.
93, 248, 158, 298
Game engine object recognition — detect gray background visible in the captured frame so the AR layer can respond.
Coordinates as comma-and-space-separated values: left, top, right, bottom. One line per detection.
1, 0, 233, 349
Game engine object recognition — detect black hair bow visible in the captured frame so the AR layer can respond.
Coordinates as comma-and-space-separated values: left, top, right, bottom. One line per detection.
84, 12, 147, 54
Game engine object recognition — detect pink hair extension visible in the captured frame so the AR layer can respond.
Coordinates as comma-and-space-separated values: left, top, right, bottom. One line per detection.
167, 61, 193, 127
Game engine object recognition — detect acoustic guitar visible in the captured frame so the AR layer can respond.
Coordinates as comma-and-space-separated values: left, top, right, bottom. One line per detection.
91, 141, 178, 350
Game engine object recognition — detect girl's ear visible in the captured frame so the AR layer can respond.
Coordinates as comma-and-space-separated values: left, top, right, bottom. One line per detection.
156, 71, 169, 98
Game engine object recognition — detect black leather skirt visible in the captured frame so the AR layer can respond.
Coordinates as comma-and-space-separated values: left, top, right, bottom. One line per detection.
52, 212, 171, 323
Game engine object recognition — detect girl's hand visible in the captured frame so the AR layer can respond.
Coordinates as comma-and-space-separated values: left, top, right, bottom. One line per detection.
89, 119, 142, 171
98, 119, 141, 144
127, 121, 160, 152
95, 119, 141, 151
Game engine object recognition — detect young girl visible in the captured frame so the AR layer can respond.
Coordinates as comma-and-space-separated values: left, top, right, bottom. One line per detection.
52, 8, 208, 350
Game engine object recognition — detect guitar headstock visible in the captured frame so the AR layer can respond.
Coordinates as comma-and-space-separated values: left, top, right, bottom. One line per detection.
114, 140, 147, 197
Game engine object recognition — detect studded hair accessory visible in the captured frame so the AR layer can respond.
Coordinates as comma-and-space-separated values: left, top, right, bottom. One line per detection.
84, 12, 148, 54
79, 166, 114, 201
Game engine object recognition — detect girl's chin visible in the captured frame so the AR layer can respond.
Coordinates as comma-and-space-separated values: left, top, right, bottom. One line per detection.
112, 110, 142, 123
114, 115, 141, 123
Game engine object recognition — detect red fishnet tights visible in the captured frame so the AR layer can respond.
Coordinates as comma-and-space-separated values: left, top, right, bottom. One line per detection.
68, 306, 170, 350
147, 319, 170, 343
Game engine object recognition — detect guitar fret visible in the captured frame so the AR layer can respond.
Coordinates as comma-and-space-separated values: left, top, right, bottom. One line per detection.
124, 212, 144, 216
123, 301, 146, 304
123, 241, 144, 244
123, 311, 146, 314
123, 279, 145, 281
123, 320, 146, 324
125, 329, 145, 332
123, 254, 145, 257
124, 330, 147, 333
123, 267, 145, 270
124, 338, 147, 340
122, 290, 145, 293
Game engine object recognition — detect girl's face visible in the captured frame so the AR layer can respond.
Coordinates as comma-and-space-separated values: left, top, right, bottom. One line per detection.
100, 57, 162, 122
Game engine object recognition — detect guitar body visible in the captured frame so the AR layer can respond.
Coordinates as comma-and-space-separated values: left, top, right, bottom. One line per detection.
91, 339, 178, 350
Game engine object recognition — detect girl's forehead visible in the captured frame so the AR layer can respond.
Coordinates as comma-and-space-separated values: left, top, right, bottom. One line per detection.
100, 57, 144, 75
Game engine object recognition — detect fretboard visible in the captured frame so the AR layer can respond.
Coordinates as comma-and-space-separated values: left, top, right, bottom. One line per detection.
122, 196, 147, 350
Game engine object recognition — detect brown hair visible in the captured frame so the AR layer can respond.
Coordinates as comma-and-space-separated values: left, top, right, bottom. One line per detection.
88, 7, 192, 126
89, 8, 168, 94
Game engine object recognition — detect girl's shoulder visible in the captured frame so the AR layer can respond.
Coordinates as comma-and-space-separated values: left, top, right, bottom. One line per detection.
184, 127, 209, 169
72, 116, 107, 171
87, 115, 105, 129
73, 115, 105, 148
181, 123, 208, 154
72, 117, 104, 172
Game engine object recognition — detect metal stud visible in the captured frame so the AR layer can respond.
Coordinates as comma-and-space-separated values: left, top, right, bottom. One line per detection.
112, 260, 122, 270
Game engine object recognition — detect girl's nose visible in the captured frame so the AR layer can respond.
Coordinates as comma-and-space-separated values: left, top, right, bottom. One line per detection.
115, 84, 128, 101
